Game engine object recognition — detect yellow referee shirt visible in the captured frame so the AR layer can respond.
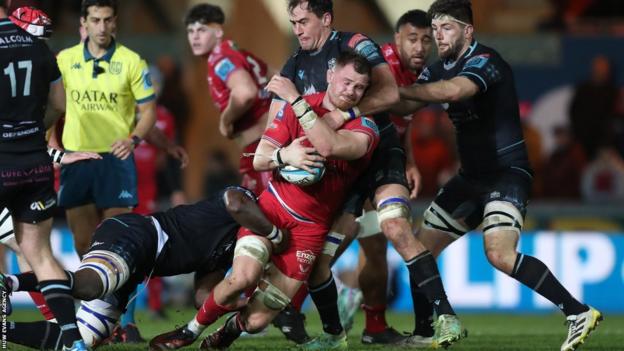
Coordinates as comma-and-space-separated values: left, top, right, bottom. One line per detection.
57, 39, 155, 152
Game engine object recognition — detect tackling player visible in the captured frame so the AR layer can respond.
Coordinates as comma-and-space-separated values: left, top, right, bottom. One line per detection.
400, 1, 602, 350
3, 186, 286, 350
149, 51, 379, 351
274, 1, 464, 348
185, 4, 272, 195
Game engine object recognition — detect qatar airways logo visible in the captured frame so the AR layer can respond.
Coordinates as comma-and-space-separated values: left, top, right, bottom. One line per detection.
70, 90, 119, 112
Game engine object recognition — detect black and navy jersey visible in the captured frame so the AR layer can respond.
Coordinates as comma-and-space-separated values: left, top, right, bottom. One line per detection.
0, 18, 60, 161
152, 186, 256, 276
281, 30, 393, 132
418, 40, 531, 175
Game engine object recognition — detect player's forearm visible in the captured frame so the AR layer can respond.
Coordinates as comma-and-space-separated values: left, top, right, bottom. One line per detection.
290, 97, 366, 160
253, 140, 279, 171
400, 80, 461, 103
266, 99, 285, 127
221, 89, 256, 125
355, 77, 399, 116
133, 101, 157, 139
224, 190, 273, 236
390, 98, 426, 116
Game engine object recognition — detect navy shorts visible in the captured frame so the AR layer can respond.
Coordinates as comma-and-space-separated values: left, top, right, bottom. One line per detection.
431, 166, 533, 235
0, 158, 56, 223
342, 126, 408, 216
59, 152, 137, 209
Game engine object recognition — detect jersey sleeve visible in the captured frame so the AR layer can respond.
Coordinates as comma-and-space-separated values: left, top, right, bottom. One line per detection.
261, 103, 295, 147
213, 54, 246, 83
343, 116, 380, 152
42, 44, 61, 83
416, 64, 441, 84
343, 33, 386, 67
129, 57, 156, 104
280, 55, 297, 81
458, 53, 503, 92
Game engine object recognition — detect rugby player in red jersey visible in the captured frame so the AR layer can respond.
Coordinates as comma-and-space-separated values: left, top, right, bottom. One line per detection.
185, 3, 273, 195
150, 51, 379, 351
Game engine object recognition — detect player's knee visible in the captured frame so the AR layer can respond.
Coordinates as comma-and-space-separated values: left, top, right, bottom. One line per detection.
243, 312, 272, 334
380, 217, 411, 252
225, 271, 257, 294
72, 282, 101, 301
484, 247, 515, 273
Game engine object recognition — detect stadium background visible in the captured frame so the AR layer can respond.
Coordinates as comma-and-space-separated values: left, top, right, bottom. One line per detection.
4, 0, 624, 319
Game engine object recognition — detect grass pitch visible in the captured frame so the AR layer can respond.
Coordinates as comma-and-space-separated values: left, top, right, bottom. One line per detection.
8, 308, 624, 350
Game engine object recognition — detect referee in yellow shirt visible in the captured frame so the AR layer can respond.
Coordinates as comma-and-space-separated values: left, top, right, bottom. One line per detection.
57, 0, 156, 256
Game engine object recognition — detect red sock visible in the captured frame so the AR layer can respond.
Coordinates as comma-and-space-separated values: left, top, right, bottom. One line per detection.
29, 292, 55, 321
196, 293, 232, 326
148, 277, 163, 311
362, 304, 387, 333
291, 284, 308, 311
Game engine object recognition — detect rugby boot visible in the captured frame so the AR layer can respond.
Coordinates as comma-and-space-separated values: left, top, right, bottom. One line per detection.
432, 314, 467, 348
299, 331, 348, 350
561, 306, 603, 351
272, 304, 311, 344
361, 327, 407, 345
200, 314, 242, 350
149, 326, 197, 350
337, 286, 362, 332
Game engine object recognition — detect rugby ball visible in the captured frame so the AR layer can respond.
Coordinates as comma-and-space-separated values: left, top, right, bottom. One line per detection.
279, 165, 325, 186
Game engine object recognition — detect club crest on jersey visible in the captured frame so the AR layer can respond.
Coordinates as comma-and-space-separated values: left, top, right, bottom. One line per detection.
327, 58, 336, 70
109, 61, 122, 74
418, 67, 431, 82
297, 69, 305, 80
464, 54, 490, 69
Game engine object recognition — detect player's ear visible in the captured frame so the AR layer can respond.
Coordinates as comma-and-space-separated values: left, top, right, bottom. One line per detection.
394, 32, 401, 48
464, 24, 473, 39
321, 12, 332, 26
215, 27, 224, 39
326, 68, 333, 84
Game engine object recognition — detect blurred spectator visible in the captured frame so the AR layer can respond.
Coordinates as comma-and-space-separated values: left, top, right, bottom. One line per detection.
410, 108, 456, 198
539, 0, 624, 31
157, 55, 190, 144
203, 149, 240, 198
581, 148, 624, 203
542, 126, 587, 199
569, 55, 618, 160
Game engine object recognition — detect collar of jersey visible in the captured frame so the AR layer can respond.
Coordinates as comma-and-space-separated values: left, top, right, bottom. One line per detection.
83, 37, 117, 62
443, 39, 478, 70
0, 18, 11, 25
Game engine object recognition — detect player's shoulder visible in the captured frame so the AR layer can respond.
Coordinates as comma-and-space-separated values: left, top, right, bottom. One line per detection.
303, 92, 325, 106
465, 41, 506, 67
113, 42, 145, 63
57, 42, 83, 60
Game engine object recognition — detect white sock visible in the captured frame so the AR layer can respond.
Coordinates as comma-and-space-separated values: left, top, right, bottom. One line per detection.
187, 316, 207, 336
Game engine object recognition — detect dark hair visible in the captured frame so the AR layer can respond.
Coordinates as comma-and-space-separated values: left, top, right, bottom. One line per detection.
81, 0, 117, 18
184, 3, 224, 26
288, 0, 333, 20
335, 50, 372, 78
428, 0, 473, 25
395, 9, 430, 32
